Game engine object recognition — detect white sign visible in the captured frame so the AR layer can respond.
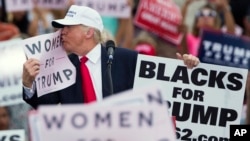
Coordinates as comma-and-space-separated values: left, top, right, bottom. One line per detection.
75, 0, 131, 18
0, 39, 26, 106
35, 0, 68, 9
5, 0, 33, 12
29, 85, 176, 141
28, 110, 39, 141
133, 54, 248, 140
22, 30, 76, 97
0, 130, 25, 141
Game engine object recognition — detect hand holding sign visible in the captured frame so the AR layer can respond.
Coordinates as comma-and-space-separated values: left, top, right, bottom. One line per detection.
22, 30, 76, 97
176, 53, 200, 69
134, 54, 247, 140
22, 58, 40, 88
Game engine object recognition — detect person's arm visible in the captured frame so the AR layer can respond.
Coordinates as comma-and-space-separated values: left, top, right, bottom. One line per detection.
178, 0, 196, 54
178, 24, 189, 55
22, 58, 62, 109
22, 58, 40, 108
23, 84, 35, 99
115, 0, 134, 49
116, 17, 134, 49
213, 0, 236, 34
222, 3, 235, 34
246, 71, 250, 124
181, 0, 197, 25
22, 58, 40, 88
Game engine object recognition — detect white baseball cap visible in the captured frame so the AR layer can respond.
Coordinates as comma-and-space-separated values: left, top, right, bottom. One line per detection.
52, 5, 104, 32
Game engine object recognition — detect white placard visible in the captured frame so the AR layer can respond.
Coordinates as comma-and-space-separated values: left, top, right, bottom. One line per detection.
0, 129, 25, 141
22, 30, 76, 97
29, 85, 176, 141
35, 0, 68, 9
0, 39, 26, 106
75, 0, 131, 18
5, 0, 33, 12
133, 54, 248, 140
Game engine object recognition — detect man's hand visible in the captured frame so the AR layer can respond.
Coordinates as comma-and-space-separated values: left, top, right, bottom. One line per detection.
22, 58, 40, 88
176, 53, 200, 69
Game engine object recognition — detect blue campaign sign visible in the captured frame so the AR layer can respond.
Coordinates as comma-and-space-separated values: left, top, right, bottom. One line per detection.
198, 29, 250, 69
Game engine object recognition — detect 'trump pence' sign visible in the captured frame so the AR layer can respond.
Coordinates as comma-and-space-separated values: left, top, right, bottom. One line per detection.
198, 29, 250, 69
133, 54, 247, 141
22, 30, 76, 97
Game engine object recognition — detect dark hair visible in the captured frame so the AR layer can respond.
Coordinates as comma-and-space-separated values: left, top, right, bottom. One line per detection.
245, 6, 250, 17
12, 11, 30, 35
0, 0, 7, 22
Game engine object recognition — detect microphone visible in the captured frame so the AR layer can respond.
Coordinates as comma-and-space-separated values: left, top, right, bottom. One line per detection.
106, 40, 115, 62
105, 40, 115, 95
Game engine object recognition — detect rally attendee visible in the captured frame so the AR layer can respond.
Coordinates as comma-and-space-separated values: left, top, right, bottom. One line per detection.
181, 1, 220, 56
22, 5, 200, 109
180, 0, 237, 56
133, 31, 157, 56
243, 6, 250, 37
28, 7, 54, 36
10, 10, 32, 37
0, 22, 20, 41
242, 6, 250, 124
115, 0, 134, 49
209, 0, 242, 35
0, 107, 10, 130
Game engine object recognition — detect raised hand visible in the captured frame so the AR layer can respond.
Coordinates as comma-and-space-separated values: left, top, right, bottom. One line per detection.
176, 53, 200, 69
22, 58, 40, 88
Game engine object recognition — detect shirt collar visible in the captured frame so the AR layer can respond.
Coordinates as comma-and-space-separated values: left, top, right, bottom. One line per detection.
79, 44, 101, 64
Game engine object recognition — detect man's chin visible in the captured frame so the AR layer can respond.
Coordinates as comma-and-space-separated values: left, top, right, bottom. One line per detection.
62, 45, 70, 52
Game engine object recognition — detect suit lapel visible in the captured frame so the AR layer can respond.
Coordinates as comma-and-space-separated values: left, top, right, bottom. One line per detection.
101, 46, 112, 98
62, 54, 84, 103
74, 57, 84, 102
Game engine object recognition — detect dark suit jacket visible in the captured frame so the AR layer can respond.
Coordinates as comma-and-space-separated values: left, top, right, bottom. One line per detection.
23, 46, 138, 109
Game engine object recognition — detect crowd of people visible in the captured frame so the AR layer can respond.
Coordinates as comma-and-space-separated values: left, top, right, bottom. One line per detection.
1, 0, 250, 140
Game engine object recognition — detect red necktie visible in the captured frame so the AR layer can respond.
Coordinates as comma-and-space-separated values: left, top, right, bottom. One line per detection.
80, 56, 96, 103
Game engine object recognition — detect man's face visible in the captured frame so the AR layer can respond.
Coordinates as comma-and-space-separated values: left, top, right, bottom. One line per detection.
61, 25, 87, 54
0, 107, 10, 130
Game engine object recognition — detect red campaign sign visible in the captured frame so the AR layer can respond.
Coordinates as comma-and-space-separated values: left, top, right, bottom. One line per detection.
134, 0, 183, 45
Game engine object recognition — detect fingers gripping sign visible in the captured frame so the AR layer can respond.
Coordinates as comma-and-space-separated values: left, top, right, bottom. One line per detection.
22, 58, 40, 88
176, 53, 200, 69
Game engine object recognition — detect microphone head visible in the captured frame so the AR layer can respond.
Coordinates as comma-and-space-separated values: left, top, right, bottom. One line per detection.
106, 40, 115, 50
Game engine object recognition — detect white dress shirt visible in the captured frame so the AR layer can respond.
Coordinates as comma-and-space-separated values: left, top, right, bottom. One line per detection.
80, 43, 102, 102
